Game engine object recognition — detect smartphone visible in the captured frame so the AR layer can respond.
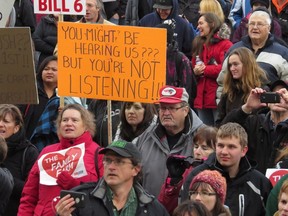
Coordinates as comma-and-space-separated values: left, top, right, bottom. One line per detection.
260, 92, 280, 103
60, 190, 86, 208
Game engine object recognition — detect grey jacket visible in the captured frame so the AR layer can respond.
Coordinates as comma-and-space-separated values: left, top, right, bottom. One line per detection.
136, 109, 203, 197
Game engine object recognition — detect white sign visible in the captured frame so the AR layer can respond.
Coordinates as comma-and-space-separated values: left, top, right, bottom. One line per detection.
266, 168, 288, 186
0, 0, 15, 27
38, 143, 87, 185
34, 0, 86, 15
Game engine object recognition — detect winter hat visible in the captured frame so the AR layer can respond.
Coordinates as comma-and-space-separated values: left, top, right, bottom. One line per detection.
156, 23, 174, 44
250, 0, 269, 9
190, 170, 227, 204
153, 0, 173, 9
158, 86, 189, 104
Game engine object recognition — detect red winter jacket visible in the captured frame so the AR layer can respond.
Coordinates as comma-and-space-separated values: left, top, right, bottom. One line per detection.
192, 35, 232, 109
18, 131, 103, 216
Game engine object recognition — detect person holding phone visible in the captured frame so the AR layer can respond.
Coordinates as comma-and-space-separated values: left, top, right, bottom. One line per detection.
221, 80, 288, 174
55, 140, 169, 216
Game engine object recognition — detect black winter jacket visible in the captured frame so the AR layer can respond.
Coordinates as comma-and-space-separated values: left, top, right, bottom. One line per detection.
32, 15, 57, 65
3, 128, 38, 216
70, 179, 169, 216
222, 107, 288, 174
0, 167, 13, 216
181, 153, 272, 216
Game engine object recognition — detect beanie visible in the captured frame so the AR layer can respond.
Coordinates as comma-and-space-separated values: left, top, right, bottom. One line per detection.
189, 170, 227, 204
250, 0, 269, 8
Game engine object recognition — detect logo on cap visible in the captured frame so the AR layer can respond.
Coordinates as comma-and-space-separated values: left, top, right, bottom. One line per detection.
162, 87, 176, 96
110, 140, 126, 148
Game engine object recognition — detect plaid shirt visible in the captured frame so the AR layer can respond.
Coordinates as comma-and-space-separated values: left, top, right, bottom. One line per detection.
106, 186, 138, 216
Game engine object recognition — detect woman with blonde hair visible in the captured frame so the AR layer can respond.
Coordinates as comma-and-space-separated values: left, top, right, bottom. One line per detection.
216, 47, 268, 125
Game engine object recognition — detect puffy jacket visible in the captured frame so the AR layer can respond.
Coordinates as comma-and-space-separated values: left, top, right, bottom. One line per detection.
181, 153, 272, 216
69, 179, 169, 216
139, 0, 194, 58
32, 15, 57, 65
136, 109, 203, 197
18, 131, 104, 216
192, 34, 232, 109
216, 34, 288, 104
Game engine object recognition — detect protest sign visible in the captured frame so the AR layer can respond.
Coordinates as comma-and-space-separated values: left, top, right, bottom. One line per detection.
266, 168, 288, 186
34, 0, 86, 15
0, 28, 38, 104
0, 0, 15, 27
38, 143, 86, 185
57, 22, 166, 103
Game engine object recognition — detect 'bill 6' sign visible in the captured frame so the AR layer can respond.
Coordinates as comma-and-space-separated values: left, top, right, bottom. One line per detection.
34, 0, 86, 15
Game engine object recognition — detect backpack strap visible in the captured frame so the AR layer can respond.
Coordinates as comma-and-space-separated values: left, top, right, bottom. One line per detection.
21, 143, 37, 179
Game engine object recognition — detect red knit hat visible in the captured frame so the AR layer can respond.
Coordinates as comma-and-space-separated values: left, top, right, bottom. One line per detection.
189, 170, 227, 204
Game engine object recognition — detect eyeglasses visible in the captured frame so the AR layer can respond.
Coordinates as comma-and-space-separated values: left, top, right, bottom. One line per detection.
159, 105, 186, 113
248, 22, 269, 28
103, 157, 133, 167
189, 191, 216, 198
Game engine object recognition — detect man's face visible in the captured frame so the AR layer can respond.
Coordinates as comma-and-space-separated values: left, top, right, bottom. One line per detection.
216, 136, 247, 172
159, 102, 189, 134
156, 8, 172, 20
85, 0, 99, 23
248, 14, 271, 43
103, 153, 140, 188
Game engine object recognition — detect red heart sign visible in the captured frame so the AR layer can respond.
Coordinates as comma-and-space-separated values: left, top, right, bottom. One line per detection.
42, 147, 82, 179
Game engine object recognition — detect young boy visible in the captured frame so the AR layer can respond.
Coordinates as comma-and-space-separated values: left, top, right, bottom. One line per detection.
181, 122, 272, 215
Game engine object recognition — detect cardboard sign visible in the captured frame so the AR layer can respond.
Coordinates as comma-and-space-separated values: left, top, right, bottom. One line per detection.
34, 0, 86, 15
0, 28, 38, 104
266, 168, 288, 186
0, 0, 15, 27
38, 143, 87, 185
57, 22, 166, 103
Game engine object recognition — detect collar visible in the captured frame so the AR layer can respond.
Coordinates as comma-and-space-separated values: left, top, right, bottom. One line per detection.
91, 179, 154, 204
60, 131, 92, 148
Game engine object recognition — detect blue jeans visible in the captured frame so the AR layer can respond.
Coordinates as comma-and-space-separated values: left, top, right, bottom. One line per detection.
196, 108, 218, 126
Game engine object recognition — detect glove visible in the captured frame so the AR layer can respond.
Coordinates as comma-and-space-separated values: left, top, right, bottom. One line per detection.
166, 155, 188, 184
56, 171, 80, 190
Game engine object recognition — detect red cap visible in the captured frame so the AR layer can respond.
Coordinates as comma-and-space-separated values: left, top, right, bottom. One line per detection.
158, 86, 189, 104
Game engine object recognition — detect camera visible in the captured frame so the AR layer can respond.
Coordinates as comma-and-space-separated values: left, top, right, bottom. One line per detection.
260, 92, 280, 103
60, 190, 86, 208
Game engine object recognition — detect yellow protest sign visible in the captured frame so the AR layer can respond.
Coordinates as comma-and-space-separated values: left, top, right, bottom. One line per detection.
57, 22, 166, 103
0, 28, 38, 104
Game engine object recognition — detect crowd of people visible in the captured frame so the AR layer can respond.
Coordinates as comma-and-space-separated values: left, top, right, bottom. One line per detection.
2, 0, 288, 215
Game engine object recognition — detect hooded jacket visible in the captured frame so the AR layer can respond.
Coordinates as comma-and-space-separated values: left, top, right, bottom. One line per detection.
136, 109, 203, 197
3, 128, 38, 216
139, 0, 194, 58
18, 131, 104, 216
181, 153, 272, 216
68, 179, 169, 216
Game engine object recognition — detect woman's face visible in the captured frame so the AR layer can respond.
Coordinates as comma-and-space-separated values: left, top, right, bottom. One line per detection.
197, 16, 211, 37
193, 140, 214, 160
228, 54, 243, 80
190, 184, 217, 212
42, 60, 58, 85
125, 102, 145, 131
59, 109, 86, 139
278, 192, 288, 216
0, 113, 20, 139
